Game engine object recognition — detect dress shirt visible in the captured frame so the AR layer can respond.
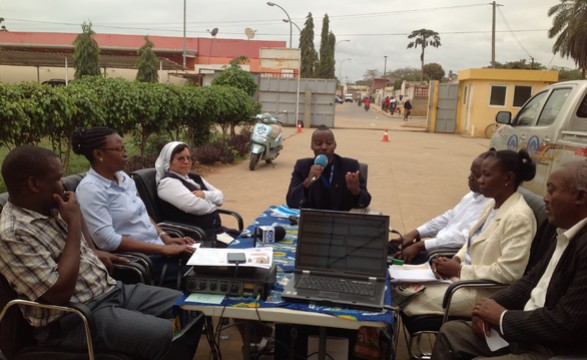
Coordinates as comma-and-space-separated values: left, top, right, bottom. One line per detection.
417, 192, 492, 251
0, 202, 116, 326
76, 168, 163, 251
157, 171, 223, 215
524, 217, 587, 310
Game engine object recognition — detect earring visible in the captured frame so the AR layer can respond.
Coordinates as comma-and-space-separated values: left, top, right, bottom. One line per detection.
505, 182, 508, 187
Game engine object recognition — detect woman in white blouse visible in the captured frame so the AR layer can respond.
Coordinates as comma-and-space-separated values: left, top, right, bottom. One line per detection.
155, 141, 225, 238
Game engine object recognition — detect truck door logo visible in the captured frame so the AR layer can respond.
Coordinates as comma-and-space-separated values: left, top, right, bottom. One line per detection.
526, 136, 540, 158
507, 135, 519, 151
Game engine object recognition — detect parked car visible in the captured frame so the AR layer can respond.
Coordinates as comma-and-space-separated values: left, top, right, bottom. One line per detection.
41, 79, 67, 86
345, 94, 354, 102
490, 80, 587, 195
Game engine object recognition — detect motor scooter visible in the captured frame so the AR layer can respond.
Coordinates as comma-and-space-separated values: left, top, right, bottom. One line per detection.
249, 113, 283, 171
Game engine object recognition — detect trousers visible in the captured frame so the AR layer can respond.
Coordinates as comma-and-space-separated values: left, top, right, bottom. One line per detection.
34, 282, 199, 360
432, 320, 553, 360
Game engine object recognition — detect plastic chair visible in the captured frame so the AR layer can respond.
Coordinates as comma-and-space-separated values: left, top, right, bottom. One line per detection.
131, 168, 244, 242
397, 188, 551, 359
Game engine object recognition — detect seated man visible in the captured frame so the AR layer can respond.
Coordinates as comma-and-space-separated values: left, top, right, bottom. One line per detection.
391, 151, 493, 264
0, 145, 199, 359
432, 161, 587, 359
286, 125, 371, 210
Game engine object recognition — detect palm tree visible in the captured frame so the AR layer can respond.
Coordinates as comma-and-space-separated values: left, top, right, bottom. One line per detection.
548, 0, 587, 78
407, 29, 441, 83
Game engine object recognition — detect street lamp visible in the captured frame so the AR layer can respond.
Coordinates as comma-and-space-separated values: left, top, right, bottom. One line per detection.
182, 0, 186, 68
339, 58, 351, 80
282, 19, 301, 33
336, 39, 350, 47
267, 2, 292, 48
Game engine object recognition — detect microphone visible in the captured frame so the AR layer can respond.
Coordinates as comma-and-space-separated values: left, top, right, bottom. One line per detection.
241, 226, 286, 244
311, 154, 328, 181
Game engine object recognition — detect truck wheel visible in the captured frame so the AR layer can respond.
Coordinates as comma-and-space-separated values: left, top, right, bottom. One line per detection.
249, 153, 260, 171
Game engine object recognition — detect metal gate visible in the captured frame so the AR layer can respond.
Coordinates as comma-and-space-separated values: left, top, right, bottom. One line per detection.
436, 83, 458, 133
258, 77, 337, 127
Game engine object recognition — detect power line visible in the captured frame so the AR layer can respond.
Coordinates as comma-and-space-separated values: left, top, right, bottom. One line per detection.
497, 7, 533, 58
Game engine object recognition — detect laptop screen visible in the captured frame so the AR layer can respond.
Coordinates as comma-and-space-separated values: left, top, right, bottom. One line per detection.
296, 209, 389, 278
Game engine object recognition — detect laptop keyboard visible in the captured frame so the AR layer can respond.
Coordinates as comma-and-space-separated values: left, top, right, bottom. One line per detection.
296, 276, 376, 296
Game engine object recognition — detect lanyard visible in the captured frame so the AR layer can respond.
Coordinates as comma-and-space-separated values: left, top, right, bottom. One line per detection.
320, 164, 334, 189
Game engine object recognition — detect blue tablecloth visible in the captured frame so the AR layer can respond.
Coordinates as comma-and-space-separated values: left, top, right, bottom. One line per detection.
179, 205, 394, 325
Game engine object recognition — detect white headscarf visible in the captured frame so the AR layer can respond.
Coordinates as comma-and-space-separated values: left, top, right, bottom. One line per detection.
155, 141, 186, 183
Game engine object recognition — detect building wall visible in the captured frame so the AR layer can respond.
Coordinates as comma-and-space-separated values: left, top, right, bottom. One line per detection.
0, 65, 188, 84
456, 68, 558, 137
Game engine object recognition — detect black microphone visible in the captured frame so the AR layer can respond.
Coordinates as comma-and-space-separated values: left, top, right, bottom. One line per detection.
311, 154, 328, 181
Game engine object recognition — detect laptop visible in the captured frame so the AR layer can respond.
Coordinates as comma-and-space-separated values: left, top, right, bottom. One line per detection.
282, 209, 389, 310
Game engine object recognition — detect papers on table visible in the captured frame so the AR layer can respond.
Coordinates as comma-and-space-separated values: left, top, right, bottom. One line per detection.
187, 247, 273, 269
388, 263, 452, 284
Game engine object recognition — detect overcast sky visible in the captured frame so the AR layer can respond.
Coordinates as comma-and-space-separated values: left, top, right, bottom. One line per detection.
1, 0, 577, 81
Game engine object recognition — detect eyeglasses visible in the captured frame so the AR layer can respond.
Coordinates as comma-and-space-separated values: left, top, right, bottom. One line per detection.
102, 146, 126, 153
175, 156, 193, 162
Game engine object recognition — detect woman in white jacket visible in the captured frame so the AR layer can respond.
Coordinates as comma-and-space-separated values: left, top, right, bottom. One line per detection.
155, 141, 225, 239
403, 149, 538, 317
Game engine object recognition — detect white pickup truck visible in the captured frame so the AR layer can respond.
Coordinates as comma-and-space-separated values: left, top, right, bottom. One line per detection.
490, 80, 587, 196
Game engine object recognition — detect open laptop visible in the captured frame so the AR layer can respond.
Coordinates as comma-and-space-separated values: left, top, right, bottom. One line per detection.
282, 209, 389, 310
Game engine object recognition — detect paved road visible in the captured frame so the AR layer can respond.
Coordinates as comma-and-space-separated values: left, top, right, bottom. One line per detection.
205, 102, 490, 234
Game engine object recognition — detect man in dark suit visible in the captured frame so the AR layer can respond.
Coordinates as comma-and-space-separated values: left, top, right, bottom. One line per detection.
286, 125, 371, 210
432, 160, 587, 359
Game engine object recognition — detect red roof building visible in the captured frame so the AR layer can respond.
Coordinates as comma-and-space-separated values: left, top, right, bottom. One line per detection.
0, 31, 287, 83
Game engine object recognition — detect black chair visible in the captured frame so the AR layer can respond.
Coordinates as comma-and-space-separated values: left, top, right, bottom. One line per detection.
0, 273, 133, 360
131, 168, 244, 243
398, 188, 552, 360
60, 173, 154, 286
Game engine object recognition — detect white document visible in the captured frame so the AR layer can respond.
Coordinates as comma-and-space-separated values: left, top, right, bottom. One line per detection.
389, 263, 452, 283
485, 330, 509, 351
186, 247, 273, 269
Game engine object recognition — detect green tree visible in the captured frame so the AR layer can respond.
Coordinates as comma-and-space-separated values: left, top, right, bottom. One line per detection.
317, 14, 335, 79
135, 36, 159, 83
548, 0, 587, 78
407, 29, 441, 83
73, 22, 101, 79
212, 56, 258, 97
326, 32, 336, 79
422, 63, 445, 81
552, 65, 584, 81
300, 12, 318, 78
490, 59, 546, 70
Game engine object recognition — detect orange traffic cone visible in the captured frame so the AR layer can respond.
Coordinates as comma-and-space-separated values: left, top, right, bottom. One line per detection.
381, 129, 389, 142
296, 121, 303, 134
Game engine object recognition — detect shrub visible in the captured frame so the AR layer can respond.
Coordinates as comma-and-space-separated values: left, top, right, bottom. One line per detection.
194, 142, 233, 165
228, 131, 251, 158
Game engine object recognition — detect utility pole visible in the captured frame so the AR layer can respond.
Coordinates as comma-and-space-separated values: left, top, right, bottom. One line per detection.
491, 1, 502, 68
491, 1, 496, 68
383, 55, 388, 77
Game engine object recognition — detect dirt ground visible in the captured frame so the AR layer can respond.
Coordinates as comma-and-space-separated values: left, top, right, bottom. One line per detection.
203, 103, 490, 234
193, 103, 491, 360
